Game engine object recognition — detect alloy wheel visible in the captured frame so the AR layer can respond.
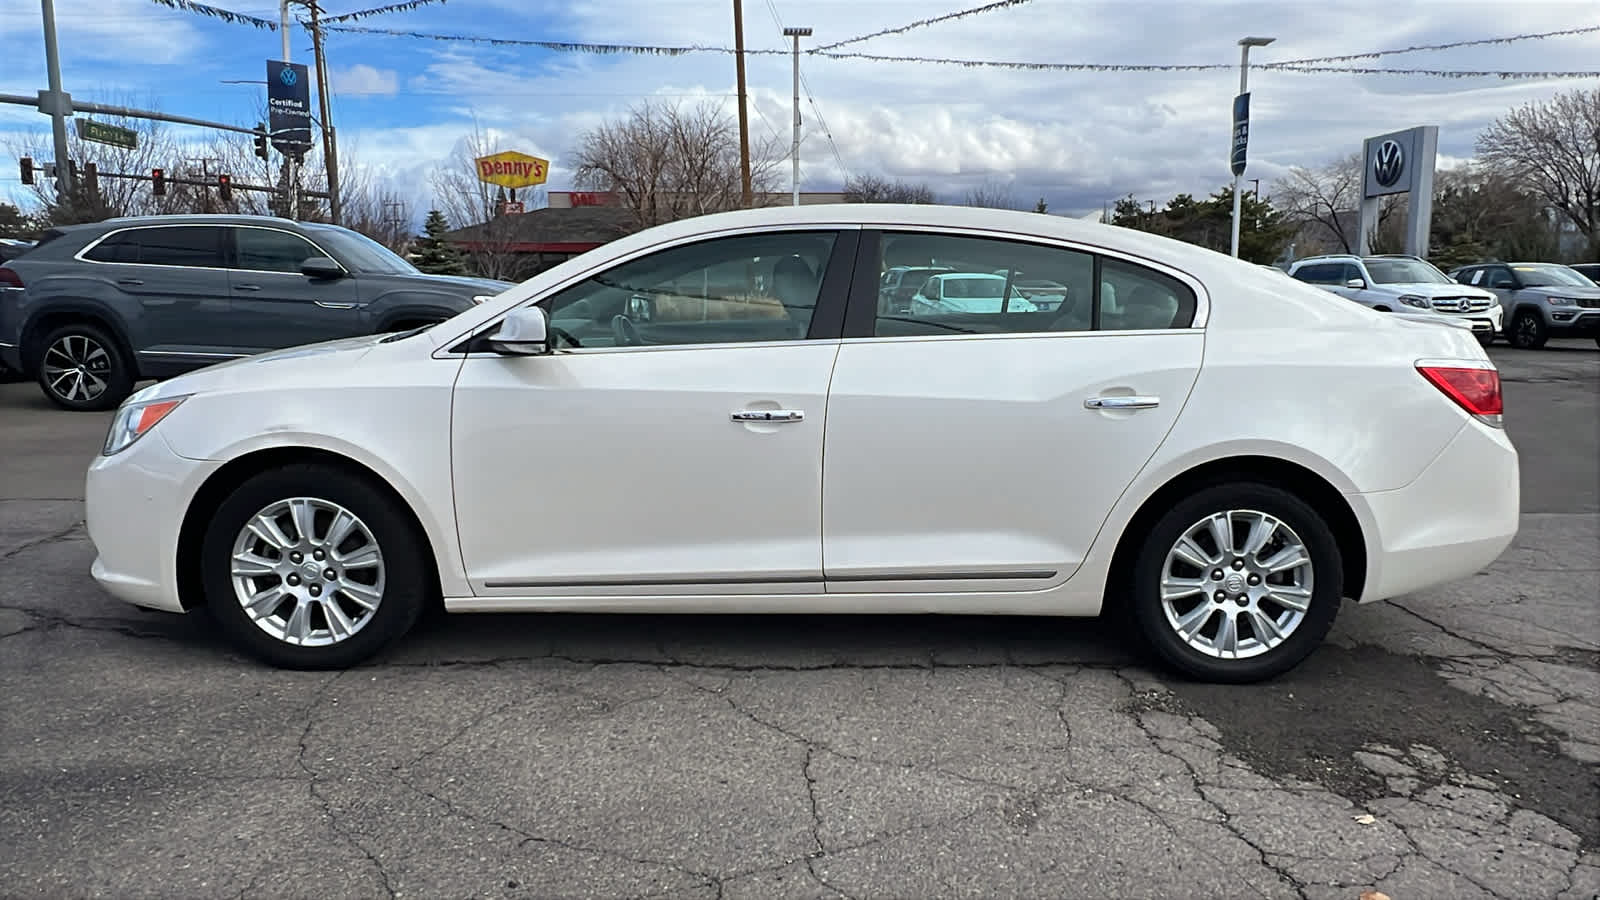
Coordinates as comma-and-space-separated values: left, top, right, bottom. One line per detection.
229, 497, 386, 647
1158, 509, 1314, 660
40, 334, 111, 404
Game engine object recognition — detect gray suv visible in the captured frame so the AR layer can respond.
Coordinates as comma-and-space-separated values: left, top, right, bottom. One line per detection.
1450, 261, 1600, 350
0, 215, 513, 410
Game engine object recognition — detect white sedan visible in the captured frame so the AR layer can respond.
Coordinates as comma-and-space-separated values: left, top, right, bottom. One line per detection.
85, 204, 1519, 682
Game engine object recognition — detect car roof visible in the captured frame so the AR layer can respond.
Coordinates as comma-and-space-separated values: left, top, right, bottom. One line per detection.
95, 213, 302, 228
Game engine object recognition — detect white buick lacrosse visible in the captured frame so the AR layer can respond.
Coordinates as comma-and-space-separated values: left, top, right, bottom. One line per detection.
84, 204, 1519, 681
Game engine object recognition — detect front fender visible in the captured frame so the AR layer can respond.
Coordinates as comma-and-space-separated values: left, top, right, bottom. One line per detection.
364, 289, 477, 330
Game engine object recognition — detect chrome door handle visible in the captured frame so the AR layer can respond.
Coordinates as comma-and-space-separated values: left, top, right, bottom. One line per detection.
314, 301, 357, 309
732, 410, 804, 423
1085, 396, 1160, 410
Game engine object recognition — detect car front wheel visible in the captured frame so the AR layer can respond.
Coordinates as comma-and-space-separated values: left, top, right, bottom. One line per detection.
200, 463, 430, 669
1129, 482, 1343, 683
1509, 310, 1547, 350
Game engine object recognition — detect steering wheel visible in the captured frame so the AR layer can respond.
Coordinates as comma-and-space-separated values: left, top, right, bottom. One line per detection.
610, 314, 641, 347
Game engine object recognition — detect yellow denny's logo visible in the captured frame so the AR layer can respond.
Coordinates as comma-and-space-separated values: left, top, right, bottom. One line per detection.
474, 151, 549, 189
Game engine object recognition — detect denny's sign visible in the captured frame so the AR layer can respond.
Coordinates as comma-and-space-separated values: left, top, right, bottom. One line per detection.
474, 151, 550, 189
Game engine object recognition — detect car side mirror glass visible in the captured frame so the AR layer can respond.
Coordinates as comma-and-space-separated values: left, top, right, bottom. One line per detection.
626, 293, 655, 323
301, 257, 345, 279
1345, 278, 1366, 290
487, 306, 549, 356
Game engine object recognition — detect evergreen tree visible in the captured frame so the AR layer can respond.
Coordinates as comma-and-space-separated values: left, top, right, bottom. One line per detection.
413, 209, 468, 276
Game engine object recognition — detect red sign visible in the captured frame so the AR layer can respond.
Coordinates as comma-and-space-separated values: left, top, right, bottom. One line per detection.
500, 201, 525, 215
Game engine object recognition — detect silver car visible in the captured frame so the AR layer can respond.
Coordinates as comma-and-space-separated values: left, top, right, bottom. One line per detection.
1451, 262, 1600, 350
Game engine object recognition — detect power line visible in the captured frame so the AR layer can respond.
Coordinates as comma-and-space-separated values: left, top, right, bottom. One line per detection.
809, 50, 1600, 79
322, 0, 445, 25
1265, 24, 1600, 66
814, 0, 1032, 52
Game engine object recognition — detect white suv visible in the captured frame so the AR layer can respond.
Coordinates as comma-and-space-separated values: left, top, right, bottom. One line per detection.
1287, 254, 1502, 344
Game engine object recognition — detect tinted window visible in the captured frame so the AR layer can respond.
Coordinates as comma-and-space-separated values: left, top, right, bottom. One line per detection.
85, 227, 224, 267
1099, 258, 1196, 330
543, 231, 837, 348
234, 228, 331, 273
870, 232, 1095, 335
1485, 268, 1516, 289
1292, 263, 1341, 284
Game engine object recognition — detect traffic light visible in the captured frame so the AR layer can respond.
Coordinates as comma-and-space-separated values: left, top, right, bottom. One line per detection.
83, 162, 98, 195
19, 157, 33, 185
217, 173, 232, 203
151, 168, 165, 196
253, 124, 270, 162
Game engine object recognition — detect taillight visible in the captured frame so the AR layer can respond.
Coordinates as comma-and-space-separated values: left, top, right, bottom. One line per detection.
0, 266, 21, 288
1416, 360, 1502, 428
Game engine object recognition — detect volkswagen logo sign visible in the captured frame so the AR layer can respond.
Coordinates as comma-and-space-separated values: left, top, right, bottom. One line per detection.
1373, 139, 1405, 188
279, 67, 298, 86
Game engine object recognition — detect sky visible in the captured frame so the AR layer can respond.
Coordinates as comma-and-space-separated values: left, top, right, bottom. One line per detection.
1, 0, 1597, 228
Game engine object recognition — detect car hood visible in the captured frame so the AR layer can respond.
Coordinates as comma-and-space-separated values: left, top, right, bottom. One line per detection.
1522, 284, 1600, 300
124, 333, 392, 405
409, 274, 518, 294
1376, 283, 1496, 299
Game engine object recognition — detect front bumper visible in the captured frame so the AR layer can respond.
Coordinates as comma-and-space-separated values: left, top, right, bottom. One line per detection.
1350, 419, 1519, 603
85, 430, 218, 613
1546, 308, 1600, 338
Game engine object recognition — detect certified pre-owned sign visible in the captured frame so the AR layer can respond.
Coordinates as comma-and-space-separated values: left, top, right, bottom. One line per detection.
266, 60, 313, 156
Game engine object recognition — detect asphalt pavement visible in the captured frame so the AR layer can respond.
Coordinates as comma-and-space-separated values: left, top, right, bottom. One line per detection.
1, 340, 1596, 900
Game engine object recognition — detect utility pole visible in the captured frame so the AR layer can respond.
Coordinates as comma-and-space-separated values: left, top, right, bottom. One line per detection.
1230, 35, 1274, 258
783, 27, 810, 207
307, 0, 341, 224
732, 0, 752, 208
281, 0, 299, 219
39, 0, 73, 208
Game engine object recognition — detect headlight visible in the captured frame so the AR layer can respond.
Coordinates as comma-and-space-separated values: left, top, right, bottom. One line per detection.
103, 394, 190, 456
1397, 294, 1429, 309
1545, 296, 1577, 307
471, 294, 496, 305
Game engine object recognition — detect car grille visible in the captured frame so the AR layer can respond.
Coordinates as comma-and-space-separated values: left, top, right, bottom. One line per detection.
1428, 295, 1494, 313
1577, 297, 1600, 309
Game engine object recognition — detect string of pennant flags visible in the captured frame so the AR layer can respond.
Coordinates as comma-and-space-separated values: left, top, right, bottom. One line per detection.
146, 0, 1600, 81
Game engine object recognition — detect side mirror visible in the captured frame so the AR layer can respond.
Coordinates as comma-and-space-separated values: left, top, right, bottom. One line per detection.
1345, 277, 1366, 290
626, 293, 655, 323
486, 306, 549, 356
301, 257, 346, 279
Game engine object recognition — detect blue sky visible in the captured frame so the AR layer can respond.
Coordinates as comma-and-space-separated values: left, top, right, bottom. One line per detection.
2, 0, 1597, 225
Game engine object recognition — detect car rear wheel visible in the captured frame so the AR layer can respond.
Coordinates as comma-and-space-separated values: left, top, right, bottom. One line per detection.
34, 322, 135, 411
1129, 482, 1343, 683
200, 463, 430, 669
1509, 310, 1547, 350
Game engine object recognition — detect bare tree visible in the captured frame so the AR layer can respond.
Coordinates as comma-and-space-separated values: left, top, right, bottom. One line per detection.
6, 98, 189, 222
571, 99, 782, 230
964, 177, 1015, 209
841, 172, 938, 204
1271, 152, 1402, 254
1478, 86, 1600, 257
427, 119, 547, 280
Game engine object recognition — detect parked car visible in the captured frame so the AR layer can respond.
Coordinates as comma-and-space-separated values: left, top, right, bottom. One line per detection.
1568, 263, 1600, 286
82, 204, 1517, 682
877, 265, 951, 314
1286, 253, 1502, 344
1450, 261, 1600, 349
0, 214, 514, 411
909, 272, 1040, 315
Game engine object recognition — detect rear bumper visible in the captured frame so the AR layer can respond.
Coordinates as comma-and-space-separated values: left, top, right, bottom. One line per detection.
1350, 420, 1520, 603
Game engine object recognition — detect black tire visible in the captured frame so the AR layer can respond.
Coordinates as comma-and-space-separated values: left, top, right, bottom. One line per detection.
199, 463, 431, 669
1509, 310, 1547, 350
1372, 306, 1392, 312
1128, 482, 1344, 684
1476, 333, 1495, 347
33, 322, 135, 411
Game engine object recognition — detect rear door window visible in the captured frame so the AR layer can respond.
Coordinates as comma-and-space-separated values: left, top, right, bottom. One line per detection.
85, 226, 225, 268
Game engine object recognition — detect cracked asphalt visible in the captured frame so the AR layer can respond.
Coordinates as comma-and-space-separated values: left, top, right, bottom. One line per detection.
1, 340, 1596, 900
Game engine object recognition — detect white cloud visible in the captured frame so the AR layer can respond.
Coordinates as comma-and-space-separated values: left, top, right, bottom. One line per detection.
331, 64, 399, 99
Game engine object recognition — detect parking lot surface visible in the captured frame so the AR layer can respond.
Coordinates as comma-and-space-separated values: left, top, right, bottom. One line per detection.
2, 341, 1596, 899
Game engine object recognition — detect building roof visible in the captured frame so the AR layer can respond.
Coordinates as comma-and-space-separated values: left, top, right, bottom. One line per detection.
442, 205, 636, 252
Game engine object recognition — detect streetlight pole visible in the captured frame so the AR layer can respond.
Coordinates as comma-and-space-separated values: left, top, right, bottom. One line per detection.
280, 0, 300, 219
1230, 35, 1274, 259
732, 0, 752, 208
783, 26, 811, 207
39, 0, 73, 207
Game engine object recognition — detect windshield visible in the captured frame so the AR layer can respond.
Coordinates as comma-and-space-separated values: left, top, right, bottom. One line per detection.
1512, 264, 1593, 288
1364, 258, 1453, 285
304, 225, 420, 275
